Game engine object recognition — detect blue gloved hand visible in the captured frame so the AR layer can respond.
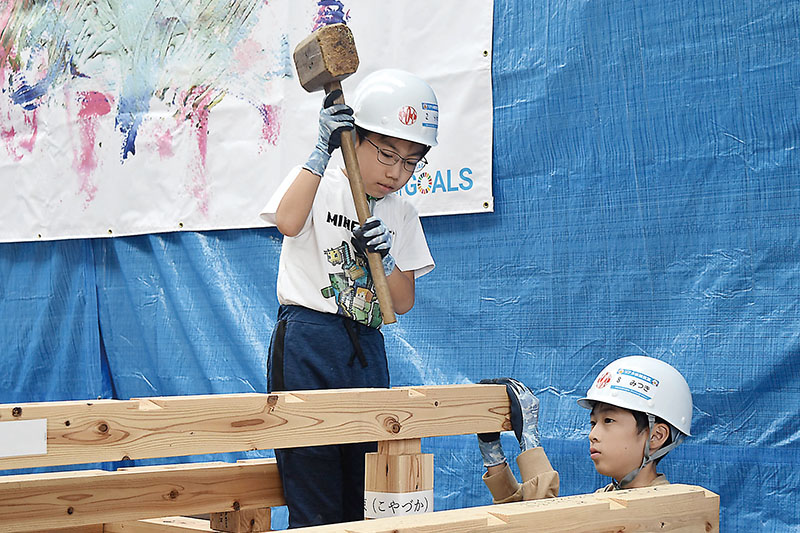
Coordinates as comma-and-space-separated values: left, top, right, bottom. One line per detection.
480, 378, 541, 451
352, 216, 396, 276
303, 89, 354, 177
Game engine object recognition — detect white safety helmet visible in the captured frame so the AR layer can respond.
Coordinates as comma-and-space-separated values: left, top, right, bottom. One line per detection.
578, 355, 693, 488
578, 355, 692, 436
351, 68, 439, 147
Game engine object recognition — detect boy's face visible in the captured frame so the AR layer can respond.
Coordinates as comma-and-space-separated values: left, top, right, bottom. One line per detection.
354, 133, 427, 198
588, 402, 649, 481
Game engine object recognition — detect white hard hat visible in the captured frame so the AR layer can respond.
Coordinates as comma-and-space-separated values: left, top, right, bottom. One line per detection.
351, 68, 439, 147
578, 356, 692, 436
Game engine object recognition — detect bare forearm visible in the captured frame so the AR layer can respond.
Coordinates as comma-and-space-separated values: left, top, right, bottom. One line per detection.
386, 268, 415, 314
275, 168, 321, 237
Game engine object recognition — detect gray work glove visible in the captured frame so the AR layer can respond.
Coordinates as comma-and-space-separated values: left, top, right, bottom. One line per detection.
352, 216, 396, 277
479, 377, 541, 452
303, 89, 354, 177
477, 432, 507, 468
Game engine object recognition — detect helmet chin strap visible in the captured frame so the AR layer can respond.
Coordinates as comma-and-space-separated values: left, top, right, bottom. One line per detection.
614, 414, 685, 490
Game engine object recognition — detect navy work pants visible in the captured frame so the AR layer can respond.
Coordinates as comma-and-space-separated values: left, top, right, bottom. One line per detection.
268, 305, 389, 528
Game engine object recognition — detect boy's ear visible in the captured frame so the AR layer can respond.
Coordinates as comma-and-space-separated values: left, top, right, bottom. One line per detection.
649, 422, 670, 451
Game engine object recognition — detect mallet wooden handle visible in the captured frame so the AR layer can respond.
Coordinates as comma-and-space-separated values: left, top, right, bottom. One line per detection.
325, 81, 396, 325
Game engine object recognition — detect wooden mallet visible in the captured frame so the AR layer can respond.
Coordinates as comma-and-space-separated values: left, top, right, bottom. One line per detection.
293, 23, 396, 325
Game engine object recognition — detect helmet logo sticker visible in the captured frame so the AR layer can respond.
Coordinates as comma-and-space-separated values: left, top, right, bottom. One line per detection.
422, 102, 439, 129
618, 368, 659, 387
596, 371, 612, 389
398, 106, 417, 126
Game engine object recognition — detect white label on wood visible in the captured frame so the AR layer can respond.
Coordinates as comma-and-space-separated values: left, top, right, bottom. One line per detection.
0, 419, 47, 458
364, 489, 434, 519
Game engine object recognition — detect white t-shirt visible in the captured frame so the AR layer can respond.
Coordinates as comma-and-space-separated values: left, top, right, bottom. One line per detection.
260, 166, 434, 328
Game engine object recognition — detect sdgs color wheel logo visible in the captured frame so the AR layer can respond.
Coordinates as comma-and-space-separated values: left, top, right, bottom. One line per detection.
416, 172, 433, 194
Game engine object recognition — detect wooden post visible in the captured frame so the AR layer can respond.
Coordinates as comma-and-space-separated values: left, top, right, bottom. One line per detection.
210, 508, 270, 532
364, 439, 434, 520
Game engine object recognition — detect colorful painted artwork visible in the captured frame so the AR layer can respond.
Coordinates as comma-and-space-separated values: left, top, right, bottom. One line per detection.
0, 0, 493, 242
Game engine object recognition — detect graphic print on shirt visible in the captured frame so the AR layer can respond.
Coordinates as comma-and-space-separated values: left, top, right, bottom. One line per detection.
321, 241, 382, 328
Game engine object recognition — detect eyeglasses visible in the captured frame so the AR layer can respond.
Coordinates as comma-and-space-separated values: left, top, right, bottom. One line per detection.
363, 137, 427, 173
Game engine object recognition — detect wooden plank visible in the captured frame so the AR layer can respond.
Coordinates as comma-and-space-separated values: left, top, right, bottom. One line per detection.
105, 517, 216, 532
284, 484, 719, 533
0, 385, 509, 470
0, 460, 284, 533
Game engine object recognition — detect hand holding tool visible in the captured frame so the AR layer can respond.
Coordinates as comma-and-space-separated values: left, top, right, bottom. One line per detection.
294, 23, 396, 324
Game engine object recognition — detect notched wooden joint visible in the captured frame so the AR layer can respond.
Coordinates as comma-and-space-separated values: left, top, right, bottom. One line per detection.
136, 399, 164, 411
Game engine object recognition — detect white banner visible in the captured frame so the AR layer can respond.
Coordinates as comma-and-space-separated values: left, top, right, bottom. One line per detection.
0, 1, 493, 242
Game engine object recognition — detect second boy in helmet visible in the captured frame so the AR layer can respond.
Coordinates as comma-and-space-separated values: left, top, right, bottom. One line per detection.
478, 356, 693, 502
259, 69, 439, 527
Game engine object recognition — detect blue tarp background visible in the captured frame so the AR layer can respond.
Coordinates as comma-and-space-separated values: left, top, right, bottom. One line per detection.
2, 0, 799, 530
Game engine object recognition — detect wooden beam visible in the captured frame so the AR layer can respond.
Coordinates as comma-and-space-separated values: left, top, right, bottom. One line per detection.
0, 385, 509, 470
284, 484, 719, 533
0, 460, 284, 533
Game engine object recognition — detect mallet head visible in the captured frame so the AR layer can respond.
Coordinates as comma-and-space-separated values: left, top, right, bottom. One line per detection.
293, 23, 360, 93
